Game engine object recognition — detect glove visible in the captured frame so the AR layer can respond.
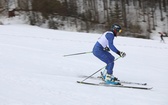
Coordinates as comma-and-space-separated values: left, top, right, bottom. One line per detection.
117, 51, 126, 58
104, 47, 110, 51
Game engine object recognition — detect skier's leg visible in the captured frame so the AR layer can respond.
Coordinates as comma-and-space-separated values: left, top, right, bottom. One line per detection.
93, 50, 114, 74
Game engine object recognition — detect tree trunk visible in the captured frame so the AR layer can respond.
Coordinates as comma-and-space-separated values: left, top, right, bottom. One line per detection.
142, 0, 146, 22
163, 0, 166, 12
159, 0, 164, 21
138, 0, 142, 8
93, 0, 99, 23
121, 0, 127, 28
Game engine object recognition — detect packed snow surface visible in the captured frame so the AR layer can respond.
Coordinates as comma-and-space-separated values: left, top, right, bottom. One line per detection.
0, 24, 168, 105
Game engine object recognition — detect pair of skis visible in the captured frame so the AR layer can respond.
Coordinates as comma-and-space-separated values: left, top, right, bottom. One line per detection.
77, 74, 152, 90
77, 81, 152, 90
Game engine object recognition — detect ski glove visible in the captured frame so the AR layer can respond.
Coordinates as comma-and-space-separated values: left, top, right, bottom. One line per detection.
104, 47, 110, 51
117, 51, 126, 58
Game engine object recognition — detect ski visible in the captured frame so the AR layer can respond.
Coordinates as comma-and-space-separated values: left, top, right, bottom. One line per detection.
100, 72, 148, 86
79, 75, 147, 86
77, 81, 152, 90
117, 80, 147, 85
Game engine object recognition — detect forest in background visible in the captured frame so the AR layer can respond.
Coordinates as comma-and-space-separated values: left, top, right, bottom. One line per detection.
0, 0, 168, 39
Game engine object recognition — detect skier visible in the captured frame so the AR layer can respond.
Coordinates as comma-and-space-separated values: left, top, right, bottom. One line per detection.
159, 32, 165, 43
92, 24, 126, 85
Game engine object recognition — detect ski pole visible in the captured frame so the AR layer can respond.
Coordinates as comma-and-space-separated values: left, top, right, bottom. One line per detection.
63, 51, 92, 57
81, 66, 106, 82
81, 56, 121, 82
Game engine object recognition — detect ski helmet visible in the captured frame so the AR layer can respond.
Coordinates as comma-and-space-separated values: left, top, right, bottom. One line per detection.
111, 24, 122, 35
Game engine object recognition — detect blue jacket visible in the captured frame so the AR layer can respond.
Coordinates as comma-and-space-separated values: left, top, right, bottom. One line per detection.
92, 31, 119, 74
94, 31, 119, 54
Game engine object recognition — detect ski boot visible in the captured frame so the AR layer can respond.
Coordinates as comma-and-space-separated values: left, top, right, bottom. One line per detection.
101, 72, 119, 82
104, 74, 121, 85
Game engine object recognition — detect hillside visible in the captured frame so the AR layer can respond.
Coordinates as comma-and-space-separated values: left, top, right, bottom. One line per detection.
0, 24, 168, 105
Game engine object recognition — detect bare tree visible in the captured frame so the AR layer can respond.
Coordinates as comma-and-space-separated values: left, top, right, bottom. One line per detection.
151, 0, 157, 30
163, 0, 167, 12
103, 0, 108, 24
0, 0, 7, 16
138, 0, 142, 8
159, 0, 164, 21
121, 0, 127, 28
92, 0, 99, 23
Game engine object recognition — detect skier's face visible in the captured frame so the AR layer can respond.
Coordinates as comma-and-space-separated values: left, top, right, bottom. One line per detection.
116, 29, 122, 36
116, 32, 120, 36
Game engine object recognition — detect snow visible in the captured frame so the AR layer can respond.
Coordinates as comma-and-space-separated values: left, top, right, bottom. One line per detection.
0, 24, 168, 105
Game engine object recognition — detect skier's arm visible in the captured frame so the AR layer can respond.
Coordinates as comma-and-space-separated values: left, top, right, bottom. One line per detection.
105, 33, 126, 58
105, 33, 119, 54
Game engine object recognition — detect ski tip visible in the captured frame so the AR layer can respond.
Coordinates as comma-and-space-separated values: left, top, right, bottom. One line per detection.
147, 87, 153, 90
141, 87, 153, 90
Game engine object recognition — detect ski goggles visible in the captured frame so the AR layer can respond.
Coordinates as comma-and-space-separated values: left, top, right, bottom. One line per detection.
118, 29, 122, 33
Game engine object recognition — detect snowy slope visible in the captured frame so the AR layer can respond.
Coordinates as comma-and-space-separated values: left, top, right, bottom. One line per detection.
0, 24, 168, 105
